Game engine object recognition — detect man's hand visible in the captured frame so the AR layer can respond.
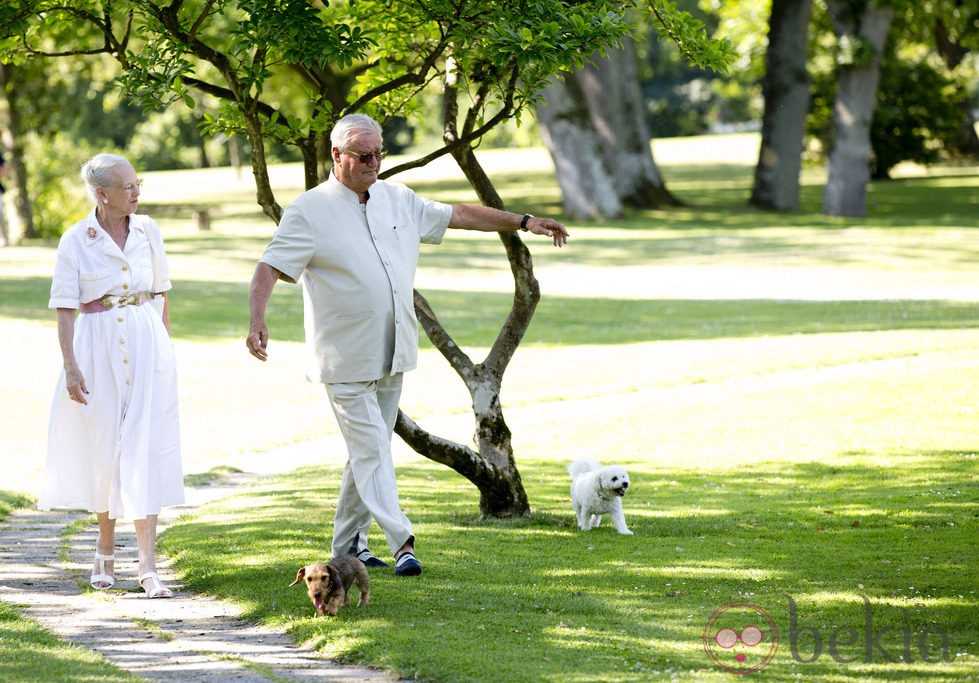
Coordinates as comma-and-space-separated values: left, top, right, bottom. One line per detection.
247, 262, 282, 361
246, 322, 269, 361
525, 216, 570, 247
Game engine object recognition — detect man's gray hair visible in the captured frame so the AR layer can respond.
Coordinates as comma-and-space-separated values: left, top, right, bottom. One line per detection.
331, 114, 383, 151
80, 153, 131, 204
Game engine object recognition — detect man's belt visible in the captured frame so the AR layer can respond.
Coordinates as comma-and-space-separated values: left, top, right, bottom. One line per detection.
79, 291, 155, 314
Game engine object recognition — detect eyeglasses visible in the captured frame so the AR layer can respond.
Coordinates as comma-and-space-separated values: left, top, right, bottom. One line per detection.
714, 626, 765, 648
112, 179, 143, 193
342, 148, 387, 164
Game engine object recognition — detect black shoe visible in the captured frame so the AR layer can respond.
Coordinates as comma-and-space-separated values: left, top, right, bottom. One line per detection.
394, 551, 422, 576
354, 548, 389, 568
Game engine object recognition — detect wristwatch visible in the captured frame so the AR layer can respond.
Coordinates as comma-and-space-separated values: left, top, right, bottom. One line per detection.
520, 214, 533, 231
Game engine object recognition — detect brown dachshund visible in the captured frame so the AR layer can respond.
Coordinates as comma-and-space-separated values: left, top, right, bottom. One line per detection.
290, 555, 370, 616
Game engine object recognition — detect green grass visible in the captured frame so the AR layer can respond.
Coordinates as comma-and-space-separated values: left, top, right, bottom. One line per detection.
0, 601, 142, 683
161, 452, 977, 682
1, 135, 978, 681
0, 492, 32, 523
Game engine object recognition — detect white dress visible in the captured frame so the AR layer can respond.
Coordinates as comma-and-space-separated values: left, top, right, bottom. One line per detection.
39, 210, 184, 520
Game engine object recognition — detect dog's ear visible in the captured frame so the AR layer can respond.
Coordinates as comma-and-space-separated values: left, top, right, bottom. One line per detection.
289, 566, 307, 587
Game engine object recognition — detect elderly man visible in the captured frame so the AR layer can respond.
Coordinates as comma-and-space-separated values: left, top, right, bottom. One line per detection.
247, 113, 568, 576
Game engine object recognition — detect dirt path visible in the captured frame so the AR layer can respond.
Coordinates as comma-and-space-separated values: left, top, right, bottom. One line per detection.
0, 471, 399, 682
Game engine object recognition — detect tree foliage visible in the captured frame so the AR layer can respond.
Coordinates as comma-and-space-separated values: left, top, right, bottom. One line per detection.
2, 1, 643, 216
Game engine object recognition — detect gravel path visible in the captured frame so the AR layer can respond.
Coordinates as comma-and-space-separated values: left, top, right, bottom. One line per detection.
0, 463, 399, 682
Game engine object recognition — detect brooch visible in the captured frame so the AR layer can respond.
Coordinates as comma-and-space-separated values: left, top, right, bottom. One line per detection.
86, 227, 97, 239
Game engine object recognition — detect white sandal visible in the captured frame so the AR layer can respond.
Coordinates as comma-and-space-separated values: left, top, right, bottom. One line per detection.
138, 572, 173, 599
90, 551, 115, 590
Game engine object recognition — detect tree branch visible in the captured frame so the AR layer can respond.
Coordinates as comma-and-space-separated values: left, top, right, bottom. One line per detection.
413, 290, 476, 377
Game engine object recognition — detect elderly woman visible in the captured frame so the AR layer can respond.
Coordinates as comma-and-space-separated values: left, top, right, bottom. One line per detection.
40, 153, 184, 598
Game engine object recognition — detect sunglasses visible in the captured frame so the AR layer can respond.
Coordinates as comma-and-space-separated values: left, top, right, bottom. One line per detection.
714, 626, 765, 648
342, 148, 388, 164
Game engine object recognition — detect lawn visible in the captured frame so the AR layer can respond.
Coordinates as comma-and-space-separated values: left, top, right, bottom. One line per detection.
1, 134, 977, 681
163, 452, 977, 682
0, 601, 142, 683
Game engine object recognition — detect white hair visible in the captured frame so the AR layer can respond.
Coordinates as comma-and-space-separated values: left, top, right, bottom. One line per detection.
80, 153, 131, 204
330, 114, 383, 151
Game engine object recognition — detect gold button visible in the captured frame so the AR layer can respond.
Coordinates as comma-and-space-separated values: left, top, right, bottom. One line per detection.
117, 317, 123, 323
123, 359, 129, 365
122, 266, 129, 271
119, 339, 126, 344
122, 284, 129, 290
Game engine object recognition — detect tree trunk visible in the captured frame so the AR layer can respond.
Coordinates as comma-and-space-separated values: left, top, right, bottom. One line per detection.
0, 63, 37, 245
395, 410, 528, 517
822, 1, 893, 217
750, 0, 813, 212
390, 55, 533, 518
577, 43, 679, 208
394, 266, 533, 518
537, 71, 623, 220
395, 281, 532, 518
537, 41, 681, 220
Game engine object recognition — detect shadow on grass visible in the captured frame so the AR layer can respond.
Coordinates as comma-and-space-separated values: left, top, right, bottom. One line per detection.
5, 275, 977, 346
0, 602, 140, 683
161, 450, 977, 682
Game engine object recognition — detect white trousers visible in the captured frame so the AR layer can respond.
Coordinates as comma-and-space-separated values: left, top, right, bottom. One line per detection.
326, 374, 413, 558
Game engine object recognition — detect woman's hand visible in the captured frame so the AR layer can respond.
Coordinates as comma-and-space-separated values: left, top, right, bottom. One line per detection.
65, 364, 89, 404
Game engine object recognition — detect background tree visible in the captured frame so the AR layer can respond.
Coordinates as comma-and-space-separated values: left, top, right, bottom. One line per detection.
807, 0, 978, 190
0, 63, 35, 244
581, 42, 678, 210
870, 44, 963, 178
1, 0, 732, 517
536, 63, 626, 220
641, 0, 756, 138
537, 41, 680, 220
868, 0, 979, 177
750, 0, 814, 212
931, 0, 979, 155
0, 4, 152, 239
537, 5, 733, 220
821, 0, 894, 217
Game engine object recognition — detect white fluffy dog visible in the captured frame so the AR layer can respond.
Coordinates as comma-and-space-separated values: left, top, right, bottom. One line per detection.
568, 458, 633, 535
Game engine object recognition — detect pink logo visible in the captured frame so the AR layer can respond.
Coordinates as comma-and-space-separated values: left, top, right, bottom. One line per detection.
703, 602, 779, 674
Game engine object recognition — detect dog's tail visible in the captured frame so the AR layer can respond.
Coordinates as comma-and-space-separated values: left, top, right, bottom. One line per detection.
568, 458, 601, 479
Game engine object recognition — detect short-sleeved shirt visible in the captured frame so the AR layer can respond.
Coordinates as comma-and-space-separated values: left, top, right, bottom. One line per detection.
260, 173, 452, 384
49, 209, 171, 309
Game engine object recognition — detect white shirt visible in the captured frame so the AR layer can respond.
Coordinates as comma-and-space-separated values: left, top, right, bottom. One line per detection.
260, 173, 452, 383
49, 209, 171, 309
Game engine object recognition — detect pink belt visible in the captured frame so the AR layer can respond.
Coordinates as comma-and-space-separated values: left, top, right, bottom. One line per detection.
79, 291, 155, 314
